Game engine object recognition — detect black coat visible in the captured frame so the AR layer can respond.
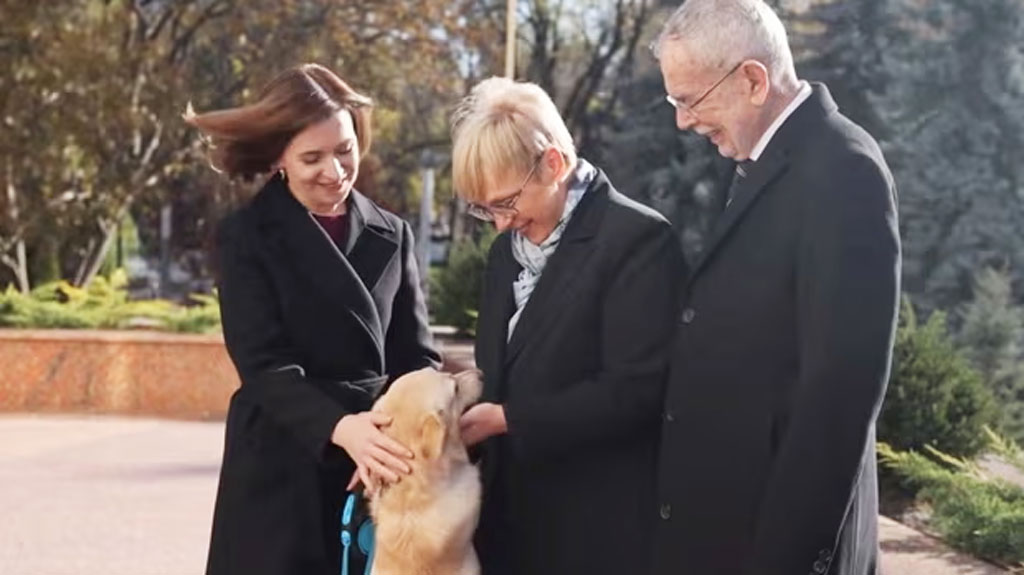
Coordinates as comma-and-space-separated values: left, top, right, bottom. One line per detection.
206, 175, 440, 575
473, 169, 687, 575
652, 84, 901, 575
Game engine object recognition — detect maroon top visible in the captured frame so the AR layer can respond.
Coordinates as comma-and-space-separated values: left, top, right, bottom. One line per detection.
313, 211, 351, 252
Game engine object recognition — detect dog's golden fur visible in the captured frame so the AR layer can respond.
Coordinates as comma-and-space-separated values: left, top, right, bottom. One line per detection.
368, 368, 483, 575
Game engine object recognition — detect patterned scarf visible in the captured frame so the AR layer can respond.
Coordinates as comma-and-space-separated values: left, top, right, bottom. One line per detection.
508, 159, 597, 340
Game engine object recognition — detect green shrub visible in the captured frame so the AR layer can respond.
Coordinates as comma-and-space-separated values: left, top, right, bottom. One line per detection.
429, 229, 496, 336
156, 293, 222, 334
879, 298, 997, 458
985, 426, 1024, 470
0, 270, 221, 334
958, 267, 1024, 444
878, 439, 1024, 568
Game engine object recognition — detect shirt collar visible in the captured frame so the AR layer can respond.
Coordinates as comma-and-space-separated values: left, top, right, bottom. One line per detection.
749, 80, 812, 162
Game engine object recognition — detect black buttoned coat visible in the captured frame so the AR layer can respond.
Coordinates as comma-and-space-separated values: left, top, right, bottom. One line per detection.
205, 174, 440, 575
473, 169, 687, 575
652, 84, 901, 575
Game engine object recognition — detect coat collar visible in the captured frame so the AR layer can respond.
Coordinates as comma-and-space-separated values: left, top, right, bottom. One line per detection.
476, 233, 519, 402
687, 83, 838, 286
345, 187, 397, 253
252, 175, 400, 371
501, 168, 612, 367
344, 188, 401, 293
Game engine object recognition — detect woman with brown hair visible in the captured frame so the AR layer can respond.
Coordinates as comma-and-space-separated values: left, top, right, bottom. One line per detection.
187, 63, 440, 575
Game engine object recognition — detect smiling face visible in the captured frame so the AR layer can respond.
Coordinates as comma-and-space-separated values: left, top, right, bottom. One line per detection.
450, 77, 581, 245
478, 148, 569, 245
276, 110, 360, 215
659, 39, 765, 161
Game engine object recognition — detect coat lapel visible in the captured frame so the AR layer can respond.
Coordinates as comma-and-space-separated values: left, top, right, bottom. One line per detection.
687, 151, 789, 285
346, 191, 401, 321
503, 172, 609, 368
687, 83, 838, 288
256, 177, 387, 371
476, 235, 519, 402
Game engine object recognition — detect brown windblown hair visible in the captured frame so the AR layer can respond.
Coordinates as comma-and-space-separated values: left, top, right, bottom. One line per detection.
185, 63, 373, 179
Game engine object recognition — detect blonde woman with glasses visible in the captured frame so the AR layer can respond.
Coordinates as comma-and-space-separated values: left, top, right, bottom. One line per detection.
451, 77, 687, 575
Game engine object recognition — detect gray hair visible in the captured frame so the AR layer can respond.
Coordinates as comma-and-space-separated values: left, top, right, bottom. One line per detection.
653, 0, 795, 78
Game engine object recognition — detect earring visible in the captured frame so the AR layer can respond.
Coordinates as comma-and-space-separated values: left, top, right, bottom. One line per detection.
278, 168, 287, 182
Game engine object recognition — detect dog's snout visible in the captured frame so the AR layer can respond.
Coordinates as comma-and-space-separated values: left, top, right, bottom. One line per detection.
453, 369, 483, 407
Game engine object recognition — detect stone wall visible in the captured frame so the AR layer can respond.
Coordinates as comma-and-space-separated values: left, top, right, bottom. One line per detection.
0, 329, 475, 419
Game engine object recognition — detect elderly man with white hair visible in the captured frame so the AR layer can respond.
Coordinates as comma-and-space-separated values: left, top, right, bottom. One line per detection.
651, 1, 901, 575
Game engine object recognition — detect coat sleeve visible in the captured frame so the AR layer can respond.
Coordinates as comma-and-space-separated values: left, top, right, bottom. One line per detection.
746, 152, 901, 575
215, 213, 350, 464
383, 220, 443, 378
502, 218, 686, 461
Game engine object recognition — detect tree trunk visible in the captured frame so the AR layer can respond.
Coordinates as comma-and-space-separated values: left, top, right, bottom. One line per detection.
74, 83, 163, 288
75, 214, 123, 288
73, 237, 97, 288
3, 159, 29, 293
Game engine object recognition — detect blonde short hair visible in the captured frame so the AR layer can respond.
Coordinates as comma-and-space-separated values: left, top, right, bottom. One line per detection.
450, 77, 577, 203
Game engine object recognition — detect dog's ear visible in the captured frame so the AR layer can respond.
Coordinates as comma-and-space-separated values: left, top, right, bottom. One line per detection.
453, 369, 483, 408
418, 412, 447, 461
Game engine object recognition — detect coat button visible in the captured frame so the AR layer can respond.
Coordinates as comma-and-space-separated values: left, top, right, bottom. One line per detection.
659, 503, 672, 520
664, 411, 675, 423
680, 308, 696, 324
812, 560, 827, 574
818, 549, 832, 560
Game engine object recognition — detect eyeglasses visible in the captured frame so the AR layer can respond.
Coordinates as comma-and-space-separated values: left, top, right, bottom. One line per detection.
466, 155, 543, 222
665, 61, 744, 117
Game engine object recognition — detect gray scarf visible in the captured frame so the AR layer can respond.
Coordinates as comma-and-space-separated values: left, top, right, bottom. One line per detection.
508, 159, 597, 340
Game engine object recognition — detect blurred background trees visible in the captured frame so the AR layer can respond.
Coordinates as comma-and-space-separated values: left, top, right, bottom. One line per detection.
2, 0, 1024, 453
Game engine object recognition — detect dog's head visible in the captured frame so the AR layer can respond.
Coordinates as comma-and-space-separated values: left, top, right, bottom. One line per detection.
373, 368, 482, 462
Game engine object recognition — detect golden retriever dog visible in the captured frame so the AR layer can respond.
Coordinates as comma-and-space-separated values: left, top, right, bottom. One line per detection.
368, 368, 483, 575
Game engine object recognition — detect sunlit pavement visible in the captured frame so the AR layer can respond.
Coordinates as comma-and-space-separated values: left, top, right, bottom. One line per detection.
0, 415, 1009, 575
0, 415, 222, 575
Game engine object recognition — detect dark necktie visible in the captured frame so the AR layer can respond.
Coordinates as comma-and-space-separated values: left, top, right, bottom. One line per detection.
725, 160, 753, 208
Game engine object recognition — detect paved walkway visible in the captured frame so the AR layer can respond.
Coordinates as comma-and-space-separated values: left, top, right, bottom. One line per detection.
0, 415, 1010, 574
879, 517, 1007, 574
0, 415, 222, 575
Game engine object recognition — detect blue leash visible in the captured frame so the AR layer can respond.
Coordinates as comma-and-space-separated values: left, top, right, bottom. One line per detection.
340, 492, 375, 575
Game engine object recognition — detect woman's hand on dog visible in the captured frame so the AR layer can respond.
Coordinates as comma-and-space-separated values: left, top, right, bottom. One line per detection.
459, 402, 508, 447
333, 412, 413, 487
